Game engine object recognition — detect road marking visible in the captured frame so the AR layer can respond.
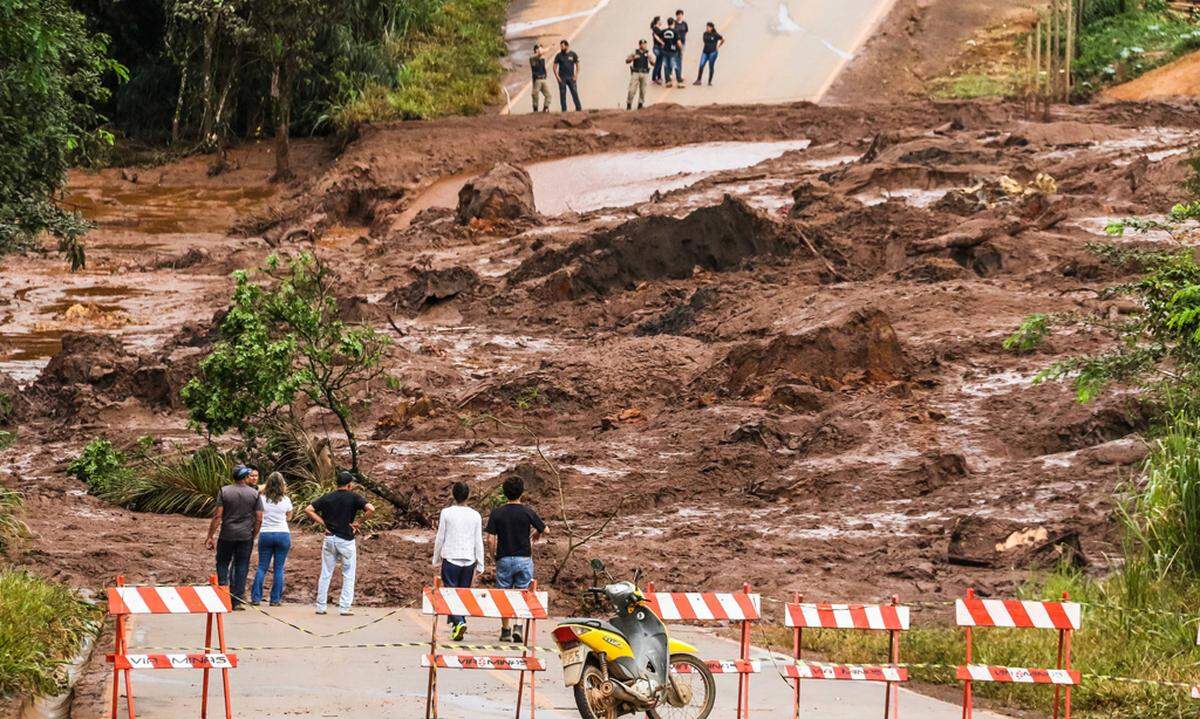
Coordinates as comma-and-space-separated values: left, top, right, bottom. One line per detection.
506, 1, 612, 37
814, 0, 898, 102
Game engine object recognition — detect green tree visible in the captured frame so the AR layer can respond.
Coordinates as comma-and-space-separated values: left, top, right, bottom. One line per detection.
181, 252, 411, 512
0, 0, 125, 269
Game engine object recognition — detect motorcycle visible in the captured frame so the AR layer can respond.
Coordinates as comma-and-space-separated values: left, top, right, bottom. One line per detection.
550, 560, 715, 719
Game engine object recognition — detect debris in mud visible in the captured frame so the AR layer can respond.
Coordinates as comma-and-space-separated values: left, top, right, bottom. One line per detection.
762, 384, 827, 413
456, 163, 540, 225
507, 196, 790, 299
634, 288, 717, 336
384, 266, 481, 314
948, 515, 1087, 569
0, 372, 30, 425
34, 303, 130, 331
718, 306, 909, 393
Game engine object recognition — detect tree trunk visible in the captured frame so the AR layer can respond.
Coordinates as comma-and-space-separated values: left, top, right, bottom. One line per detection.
198, 12, 219, 145
171, 58, 189, 145
271, 59, 293, 182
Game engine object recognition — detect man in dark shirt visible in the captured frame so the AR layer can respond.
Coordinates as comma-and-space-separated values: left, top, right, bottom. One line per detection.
626, 39, 651, 110
552, 39, 582, 112
485, 475, 546, 644
529, 43, 551, 113
206, 465, 263, 608
306, 471, 375, 615
673, 9, 689, 84
694, 22, 725, 86
660, 19, 680, 88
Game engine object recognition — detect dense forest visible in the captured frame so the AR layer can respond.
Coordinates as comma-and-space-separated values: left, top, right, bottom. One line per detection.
1, 0, 506, 264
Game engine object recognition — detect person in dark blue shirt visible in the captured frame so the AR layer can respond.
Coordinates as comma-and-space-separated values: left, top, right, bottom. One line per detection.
673, 9, 689, 84
661, 19, 680, 88
552, 40, 582, 111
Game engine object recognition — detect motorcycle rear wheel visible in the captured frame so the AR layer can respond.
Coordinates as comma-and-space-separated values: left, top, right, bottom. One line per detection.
654, 654, 716, 719
573, 662, 617, 719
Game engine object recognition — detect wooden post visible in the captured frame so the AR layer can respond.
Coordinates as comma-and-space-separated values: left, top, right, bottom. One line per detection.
1025, 33, 1033, 118
1065, 0, 1075, 100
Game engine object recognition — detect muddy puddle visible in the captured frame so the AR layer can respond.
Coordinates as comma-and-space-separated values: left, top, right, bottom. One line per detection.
399, 139, 811, 223
66, 184, 275, 235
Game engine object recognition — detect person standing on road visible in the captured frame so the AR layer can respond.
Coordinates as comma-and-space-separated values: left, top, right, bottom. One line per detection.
529, 43, 552, 113
553, 40, 582, 112
307, 471, 375, 616
626, 39, 652, 110
431, 482, 485, 641
661, 19, 680, 88
695, 22, 725, 86
485, 475, 546, 645
650, 16, 666, 85
673, 9, 689, 85
250, 472, 292, 607
205, 465, 263, 610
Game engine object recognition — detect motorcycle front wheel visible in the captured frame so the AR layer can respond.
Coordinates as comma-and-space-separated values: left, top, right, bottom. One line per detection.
653, 654, 716, 719
573, 662, 617, 719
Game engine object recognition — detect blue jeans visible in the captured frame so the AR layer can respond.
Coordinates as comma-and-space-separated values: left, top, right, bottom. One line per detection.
495, 556, 534, 589
251, 532, 291, 604
215, 538, 252, 604
697, 51, 718, 83
652, 48, 664, 82
661, 52, 677, 83
673, 49, 684, 82
441, 560, 477, 626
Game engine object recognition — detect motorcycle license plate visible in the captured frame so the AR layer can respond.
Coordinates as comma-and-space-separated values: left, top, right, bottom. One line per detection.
560, 646, 586, 686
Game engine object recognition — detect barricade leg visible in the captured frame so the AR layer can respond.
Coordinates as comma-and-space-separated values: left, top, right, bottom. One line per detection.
426, 578, 442, 719
201, 613, 213, 719
738, 586, 752, 719
792, 593, 803, 719
216, 611, 232, 718
886, 597, 901, 719
961, 625, 973, 719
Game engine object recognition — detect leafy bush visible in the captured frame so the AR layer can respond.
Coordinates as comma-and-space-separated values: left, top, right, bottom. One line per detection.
1074, 8, 1200, 93
68, 438, 235, 517
66, 438, 134, 497
0, 570, 101, 698
1, 0, 125, 269
1121, 413, 1200, 578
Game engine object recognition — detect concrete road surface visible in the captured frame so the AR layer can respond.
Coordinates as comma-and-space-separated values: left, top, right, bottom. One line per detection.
503, 0, 895, 112
109, 606, 1010, 718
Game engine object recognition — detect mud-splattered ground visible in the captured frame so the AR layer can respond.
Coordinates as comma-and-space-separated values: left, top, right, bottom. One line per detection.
4, 101, 1200, 655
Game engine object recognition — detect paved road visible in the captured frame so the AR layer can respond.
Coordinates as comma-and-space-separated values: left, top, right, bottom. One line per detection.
503, 0, 895, 112
110, 606, 1009, 718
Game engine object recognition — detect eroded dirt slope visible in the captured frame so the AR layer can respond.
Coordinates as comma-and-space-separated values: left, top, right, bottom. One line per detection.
4, 100, 1200, 629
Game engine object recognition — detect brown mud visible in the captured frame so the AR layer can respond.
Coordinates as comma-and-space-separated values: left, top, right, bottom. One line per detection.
3, 101, 1200, 713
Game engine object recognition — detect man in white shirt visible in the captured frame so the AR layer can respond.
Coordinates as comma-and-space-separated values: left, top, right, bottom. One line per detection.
431, 481, 485, 640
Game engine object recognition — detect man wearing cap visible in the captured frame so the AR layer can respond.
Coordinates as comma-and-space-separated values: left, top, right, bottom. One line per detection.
530, 43, 552, 113
205, 465, 263, 609
626, 39, 652, 110
306, 470, 375, 616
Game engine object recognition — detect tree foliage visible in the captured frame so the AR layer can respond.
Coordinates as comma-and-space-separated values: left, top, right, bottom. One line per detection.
0, 0, 125, 269
181, 253, 411, 511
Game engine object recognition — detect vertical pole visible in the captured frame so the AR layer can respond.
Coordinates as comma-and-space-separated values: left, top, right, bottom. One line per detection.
213, 575, 232, 719
425, 579, 441, 719
111, 577, 124, 719
1042, 13, 1052, 120
1024, 34, 1033, 118
961, 590, 974, 719
885, 595, 900, 719
201, 613, 213, 719
1070, 0, 1080, 99
739, 583, 752, 719
792, 593, 802, 719
1062, 592, 1072, 719
529, 611, 538, 719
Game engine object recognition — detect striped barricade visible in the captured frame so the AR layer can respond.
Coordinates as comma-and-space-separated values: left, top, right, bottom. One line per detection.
784, 595, 910, 719
105, 575, 235, 719
421, 581, 549, 719
644, 583, 761, 719
957, 589, 1082, 719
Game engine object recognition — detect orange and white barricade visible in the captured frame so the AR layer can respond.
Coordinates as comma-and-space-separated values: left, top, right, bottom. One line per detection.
784, 594, 910, 719
106, 575, 236, 719
421, 579, 548, 719
644, 582, 761, 719
957, 589, 1081, 719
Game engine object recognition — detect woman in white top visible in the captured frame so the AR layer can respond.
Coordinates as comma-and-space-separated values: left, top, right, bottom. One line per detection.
431, 481, 485, 640
251, 472, 293, 606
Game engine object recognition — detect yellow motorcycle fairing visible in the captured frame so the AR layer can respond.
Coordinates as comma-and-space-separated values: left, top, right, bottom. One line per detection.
668, 637, 699, 655
571, 625, 635, 660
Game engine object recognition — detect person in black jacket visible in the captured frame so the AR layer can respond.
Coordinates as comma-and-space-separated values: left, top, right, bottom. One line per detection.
650, 16, 665, 85
660, 19, 680, 88
529, 43, 551, 112
626, 39, 651, 109
673, 9, 689, 84
694, 22, 725, 85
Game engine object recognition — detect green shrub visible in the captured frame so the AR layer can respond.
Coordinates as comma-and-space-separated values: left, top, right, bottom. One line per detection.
0, 487, 28, 551
66, 438, 133, 497
1121, 413, 1200, 578
1074, 8, 1200, 93
0, 570, 101, 698
68, 439, 236, 517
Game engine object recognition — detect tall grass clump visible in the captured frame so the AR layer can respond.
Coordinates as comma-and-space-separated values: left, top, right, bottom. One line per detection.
0, 570, 101, 698
0, 487, 28, 551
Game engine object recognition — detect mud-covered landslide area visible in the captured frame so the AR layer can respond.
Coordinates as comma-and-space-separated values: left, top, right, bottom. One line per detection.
5, 100, 1200, 610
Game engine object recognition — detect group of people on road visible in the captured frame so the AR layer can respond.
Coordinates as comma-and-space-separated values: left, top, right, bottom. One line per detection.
527, 8, 726, 113
206, 465, 545, 640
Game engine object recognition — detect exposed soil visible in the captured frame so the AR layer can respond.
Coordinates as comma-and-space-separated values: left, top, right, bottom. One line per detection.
5, 97, 1200, 713
1105, 49, 1200, 101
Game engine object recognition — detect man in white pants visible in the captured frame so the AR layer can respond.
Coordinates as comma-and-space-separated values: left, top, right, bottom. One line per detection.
306, 471, 375, 616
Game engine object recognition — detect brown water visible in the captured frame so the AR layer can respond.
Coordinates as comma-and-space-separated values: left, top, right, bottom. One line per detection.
66, 184, 275, 235
399, 139, 811, 223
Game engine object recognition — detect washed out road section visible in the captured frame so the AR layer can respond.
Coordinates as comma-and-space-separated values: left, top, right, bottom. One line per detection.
504, 0, 895, 112
110, 605, 1010, 718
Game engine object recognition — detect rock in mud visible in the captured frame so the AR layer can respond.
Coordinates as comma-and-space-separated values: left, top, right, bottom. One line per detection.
508, 196, 790, 299
0, 372, 30, 425
948, 515, 1087, 569
718, 307, 909, 392
456, 163, 539, 225
385, 267, 481, 314
634, 288, 717, 337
